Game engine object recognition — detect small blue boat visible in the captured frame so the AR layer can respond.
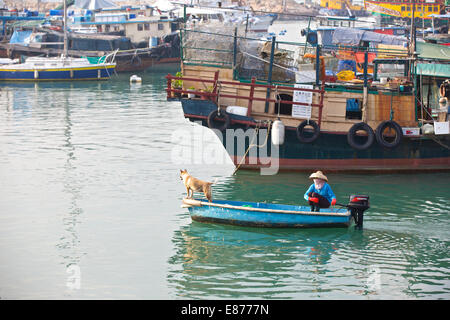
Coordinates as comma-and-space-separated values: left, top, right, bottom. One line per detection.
182, 197, 369, 228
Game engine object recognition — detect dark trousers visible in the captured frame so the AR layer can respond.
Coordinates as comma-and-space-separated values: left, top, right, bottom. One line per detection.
308, 192, 330, 212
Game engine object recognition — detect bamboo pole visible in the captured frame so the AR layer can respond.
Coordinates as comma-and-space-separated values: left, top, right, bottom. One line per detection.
264, 36, 276, 113
63, 0, 68, 58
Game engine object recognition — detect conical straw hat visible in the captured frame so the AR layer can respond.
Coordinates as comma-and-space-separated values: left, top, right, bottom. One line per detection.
309, 170, 328, 182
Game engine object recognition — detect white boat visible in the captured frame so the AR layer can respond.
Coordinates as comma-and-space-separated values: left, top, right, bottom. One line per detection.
0, 0, 116, 81
0, 58, 19, 65
0, 53, 116, 81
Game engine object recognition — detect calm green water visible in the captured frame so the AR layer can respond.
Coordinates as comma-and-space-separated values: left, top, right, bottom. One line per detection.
0, 67, 449, 300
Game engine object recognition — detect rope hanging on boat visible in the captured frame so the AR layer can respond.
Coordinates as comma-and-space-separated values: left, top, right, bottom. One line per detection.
275, 85, 281, 118
215, 81, 222, 113
431, 136, 450, 150
232, 120, 272, 175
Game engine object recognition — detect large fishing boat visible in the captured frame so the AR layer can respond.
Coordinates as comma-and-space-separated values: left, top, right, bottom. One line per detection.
319, 0, 367, 17
166, 20, 450, 172
364, 0, 444, 19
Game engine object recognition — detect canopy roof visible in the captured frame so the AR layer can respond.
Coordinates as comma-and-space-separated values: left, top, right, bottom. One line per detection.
152, 0, 177, 11
429, 14, 450, 19
416, 63, 450, 78
74, 0, 116, 10
332, 27, 407, 47
417, 41, 450, 60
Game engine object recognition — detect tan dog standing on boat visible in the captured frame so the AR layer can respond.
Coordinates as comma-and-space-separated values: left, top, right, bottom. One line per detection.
180, 169, 216, 202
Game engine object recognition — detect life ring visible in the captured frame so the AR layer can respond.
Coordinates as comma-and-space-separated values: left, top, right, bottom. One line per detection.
347, 122, 375, 150
207, 109, 230, 131
296, 120, 320, 143
375, 120, 403, 148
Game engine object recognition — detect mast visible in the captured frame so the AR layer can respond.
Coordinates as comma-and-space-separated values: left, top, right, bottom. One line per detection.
63, 0, 68, 58
408, 0, 416, 80
409, 0, 415, 55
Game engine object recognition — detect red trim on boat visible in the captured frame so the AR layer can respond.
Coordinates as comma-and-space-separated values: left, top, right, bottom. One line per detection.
230, 156, 450, 172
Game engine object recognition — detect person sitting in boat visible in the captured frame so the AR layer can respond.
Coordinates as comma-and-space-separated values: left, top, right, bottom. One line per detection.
304, 171, 337, 212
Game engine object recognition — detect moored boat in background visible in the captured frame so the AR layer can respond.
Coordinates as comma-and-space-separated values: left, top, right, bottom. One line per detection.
0, 53, 116, 81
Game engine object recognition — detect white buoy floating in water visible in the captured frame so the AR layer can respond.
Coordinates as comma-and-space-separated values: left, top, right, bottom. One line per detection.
271, 119, 285, 146
130, 75, 142, 83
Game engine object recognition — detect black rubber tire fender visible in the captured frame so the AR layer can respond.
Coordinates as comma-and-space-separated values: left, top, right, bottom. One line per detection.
207, 109, 231, 132
375, 120, 403, 148
296, 120, 320, 143
347, 122, 375, 150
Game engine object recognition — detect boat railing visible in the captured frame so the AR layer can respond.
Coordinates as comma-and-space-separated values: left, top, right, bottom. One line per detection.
166, 72, 326, 126
102, 49, 118, 65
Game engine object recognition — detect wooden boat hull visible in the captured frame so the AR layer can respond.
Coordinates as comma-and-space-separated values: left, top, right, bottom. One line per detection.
115, 57, 179, 73
183, 198, 352, 228
179, 99, 450, 172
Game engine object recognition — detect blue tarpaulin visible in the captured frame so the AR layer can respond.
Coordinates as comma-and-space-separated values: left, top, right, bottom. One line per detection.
332, 28, 407, 47
9, 30, 33, 45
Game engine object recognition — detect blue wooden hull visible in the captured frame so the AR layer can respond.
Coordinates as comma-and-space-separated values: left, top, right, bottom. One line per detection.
183, 199, 353, 228
0, 66, 115, 81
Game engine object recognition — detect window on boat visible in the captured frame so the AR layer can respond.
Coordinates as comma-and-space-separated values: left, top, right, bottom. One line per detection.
274, 93, 293, 116
158, 23, 164, 30
377, 63, 406, 80
144, 23, 150, 31
346, 99, 362, 120
105, 25, 110, 32
137, 24, 143, 31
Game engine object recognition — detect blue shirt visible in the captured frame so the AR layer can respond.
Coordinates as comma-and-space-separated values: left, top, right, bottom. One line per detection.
304, 183, 336, 204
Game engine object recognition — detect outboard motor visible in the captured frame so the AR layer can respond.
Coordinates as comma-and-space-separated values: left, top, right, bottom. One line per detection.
347, 195, 370, 230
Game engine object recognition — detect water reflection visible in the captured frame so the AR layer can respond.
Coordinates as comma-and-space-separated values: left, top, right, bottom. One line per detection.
54, 90, 85, 294
168, 220, 355, 299
168, 220, 450, 299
